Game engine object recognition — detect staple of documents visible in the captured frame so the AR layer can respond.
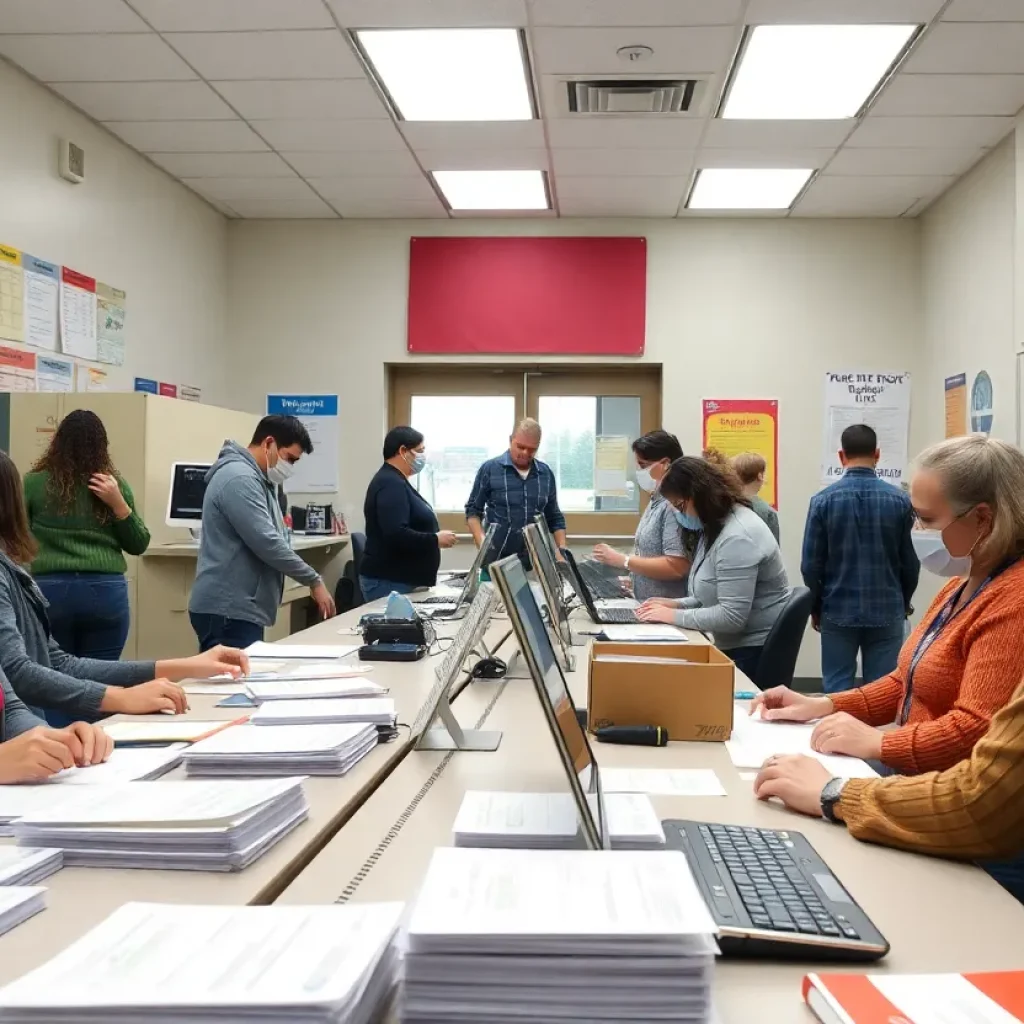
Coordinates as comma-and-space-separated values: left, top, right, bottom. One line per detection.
0, 887, 46, 939
0, 787, 98, 837
49, 745, 185, 785
10, 777, 308, 872
0, 900, 405, 1023
100, 720, 232, 745
251, 696, 396, 727
0, 848, 62, 887
182, 680, 248, 695
404, 847, 717, 1023
245, 678, 386, 702
183, 722, 378, 777
600, 768, 728, 797
246, 641, 359, 660
452, 791, 665, 850
600, 624, 688, 642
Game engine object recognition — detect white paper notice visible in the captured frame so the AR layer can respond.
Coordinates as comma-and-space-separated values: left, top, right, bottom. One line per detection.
601, 768, 727, 797
0, 345, 36, 391
95, 282, 126, 366
59, 267, 98, 361
76, 364, 107, 392
0, 243, 24, 343
35, 355, 74, 393
180, 385, 201, 402
594, 435, 629, 498
266, 395, 339, 494
22, 254, 59, 351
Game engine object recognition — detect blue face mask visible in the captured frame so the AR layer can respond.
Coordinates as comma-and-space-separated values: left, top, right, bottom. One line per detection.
674, 509, 702, 532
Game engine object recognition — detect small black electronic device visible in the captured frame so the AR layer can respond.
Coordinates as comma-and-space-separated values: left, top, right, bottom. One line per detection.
470, 656, 507, 680
362, 616, 427, 646
290, 503, 333, 534
595, 724, 668, 747
358, 642, 425, 662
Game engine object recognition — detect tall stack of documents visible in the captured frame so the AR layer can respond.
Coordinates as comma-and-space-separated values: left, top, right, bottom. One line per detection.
11, 778, 308, 872
0, 887, 46, 938
183, 722, 378, 777
0, 848, 62, 886
0, 901, 405, 1022
251, 696, 396, 726
246, 678, 385, 701
452, 791, 666, 850
403, 847, 718, 1023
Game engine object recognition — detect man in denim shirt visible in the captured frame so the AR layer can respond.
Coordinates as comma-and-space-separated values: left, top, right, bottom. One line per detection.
465, 418, 567, 567
801, 424, 919, 693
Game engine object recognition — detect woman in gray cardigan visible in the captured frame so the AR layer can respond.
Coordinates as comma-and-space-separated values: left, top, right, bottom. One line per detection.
637, 456, 790, 681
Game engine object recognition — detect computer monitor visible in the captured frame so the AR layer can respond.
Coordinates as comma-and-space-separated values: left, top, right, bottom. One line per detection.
165, 462, 211, 531
489, 554, 609, 851
522, 523, 575, 671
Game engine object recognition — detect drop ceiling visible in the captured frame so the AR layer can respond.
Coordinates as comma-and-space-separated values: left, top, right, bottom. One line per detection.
0, 0, 1022, 219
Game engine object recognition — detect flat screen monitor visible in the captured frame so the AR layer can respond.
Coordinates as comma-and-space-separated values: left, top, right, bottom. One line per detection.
490, 554, 608, 851
166, 462, 211, 529
523, 523, 573, 666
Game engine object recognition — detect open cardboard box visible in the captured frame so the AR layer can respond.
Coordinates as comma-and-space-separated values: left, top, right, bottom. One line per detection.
587, 642, 735, 742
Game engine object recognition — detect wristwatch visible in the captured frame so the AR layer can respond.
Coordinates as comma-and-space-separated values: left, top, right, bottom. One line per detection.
623, 555, 631, 572
820, 777, 847, 823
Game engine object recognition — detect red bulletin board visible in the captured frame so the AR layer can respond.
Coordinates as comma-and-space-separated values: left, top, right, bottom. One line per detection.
702, 399, 780, 509
407, 236, 647, 355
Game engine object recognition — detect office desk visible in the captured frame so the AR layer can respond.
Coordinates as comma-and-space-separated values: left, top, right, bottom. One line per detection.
278, 628, 1024, 1022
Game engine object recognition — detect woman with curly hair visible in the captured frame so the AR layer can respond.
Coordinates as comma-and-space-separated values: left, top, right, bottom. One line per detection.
23, 410, 150, 664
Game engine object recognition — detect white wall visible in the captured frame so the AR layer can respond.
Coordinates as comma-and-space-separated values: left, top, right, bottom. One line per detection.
0, 59, 229, 402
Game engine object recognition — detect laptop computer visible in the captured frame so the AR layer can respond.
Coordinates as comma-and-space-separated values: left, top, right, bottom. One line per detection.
560, 549, 640, 625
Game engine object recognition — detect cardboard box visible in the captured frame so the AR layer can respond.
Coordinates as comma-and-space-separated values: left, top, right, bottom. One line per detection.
587, 642, 734, 742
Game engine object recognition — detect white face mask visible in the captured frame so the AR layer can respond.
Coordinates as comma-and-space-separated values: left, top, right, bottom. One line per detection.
635, 466, 656, 493
266, 444, 295, 486
911, 529, 971, 578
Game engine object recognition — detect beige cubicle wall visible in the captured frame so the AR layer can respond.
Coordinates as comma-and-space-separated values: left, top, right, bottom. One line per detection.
9, 394, 348, 660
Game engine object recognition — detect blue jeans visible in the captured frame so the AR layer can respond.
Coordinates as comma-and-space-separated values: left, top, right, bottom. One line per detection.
981, 854, 1024, 905
359, 577, 416, 604
820, 618, 905, 694
189, 612, 264, 653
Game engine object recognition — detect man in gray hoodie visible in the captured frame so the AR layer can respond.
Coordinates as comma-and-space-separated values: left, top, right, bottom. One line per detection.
189, 415, 336, 651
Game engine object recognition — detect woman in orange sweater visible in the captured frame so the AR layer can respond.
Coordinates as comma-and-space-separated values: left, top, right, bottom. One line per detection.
753, 434, 1024, 777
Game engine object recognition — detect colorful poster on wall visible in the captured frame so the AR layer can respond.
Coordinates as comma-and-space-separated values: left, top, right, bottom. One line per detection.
158, 382, 178, 398
59, 267, 97, 361
970, 370, 994, 435
702, 399, 779, 508
0, 244, 25, 343
0, 345, 36, 391
78, 364, 108, 393
96, 283, 126, 366
266, 394, 339, 494
36, 355, 74, 392
23, 254, 59, 351
134, 377, 158, 394
944, 373, 967, 438
822, 371, 911, 488
594, 435, 629, 497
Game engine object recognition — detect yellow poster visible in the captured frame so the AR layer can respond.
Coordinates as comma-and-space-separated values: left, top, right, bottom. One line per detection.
702, 399, 779, 508
0, 243, 25, 344
594, 435, 629, 497
944, 373, 967, 438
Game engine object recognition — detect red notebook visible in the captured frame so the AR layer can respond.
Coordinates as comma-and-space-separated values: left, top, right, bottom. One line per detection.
804, 971, 1024, 1024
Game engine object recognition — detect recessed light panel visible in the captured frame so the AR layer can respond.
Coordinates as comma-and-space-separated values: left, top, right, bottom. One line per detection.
433, 170, 549, 211
688, 168, 813, 209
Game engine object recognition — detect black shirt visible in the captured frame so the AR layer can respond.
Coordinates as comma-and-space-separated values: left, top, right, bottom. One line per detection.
361, 463, 441, 587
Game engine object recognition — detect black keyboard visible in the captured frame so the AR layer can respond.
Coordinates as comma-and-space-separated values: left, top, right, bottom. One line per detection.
597, 606, 639, 624
414, 595, 463, 605
578, 560, 627, 600
667, 820, 889, 962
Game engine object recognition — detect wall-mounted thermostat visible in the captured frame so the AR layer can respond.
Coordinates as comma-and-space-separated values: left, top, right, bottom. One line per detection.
58, 139, 85, 183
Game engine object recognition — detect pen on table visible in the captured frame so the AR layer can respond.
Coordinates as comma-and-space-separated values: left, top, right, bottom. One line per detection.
734, 690, 757, 700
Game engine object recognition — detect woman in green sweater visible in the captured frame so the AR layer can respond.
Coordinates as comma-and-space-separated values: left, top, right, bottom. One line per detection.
24, 410, 150, 665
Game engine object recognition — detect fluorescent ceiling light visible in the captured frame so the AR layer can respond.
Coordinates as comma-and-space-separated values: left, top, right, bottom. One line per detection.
357, 28, 532, 121
723, 24, 917, 119
433, 170, 548, 211
688, 168, 813, 210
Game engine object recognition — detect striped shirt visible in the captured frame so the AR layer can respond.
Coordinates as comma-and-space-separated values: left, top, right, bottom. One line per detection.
465, 452, 566, 566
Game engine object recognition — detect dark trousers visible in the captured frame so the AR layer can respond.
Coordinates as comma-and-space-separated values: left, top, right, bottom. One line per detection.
189, 612, 264, 653
724, 645, 764, 682
359, 577, 416, 604
820, 618, 905, 694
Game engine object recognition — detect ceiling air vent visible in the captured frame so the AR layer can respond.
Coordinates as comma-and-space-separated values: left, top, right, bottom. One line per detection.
566, 78, 705, 115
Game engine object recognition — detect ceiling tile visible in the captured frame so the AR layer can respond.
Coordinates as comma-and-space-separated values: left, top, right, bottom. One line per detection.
902, 22, 1024, 73
0, 33, 195, 81
332, 198, 449, 218
531, 27, 736, 76
129, 0, 335, 30
308, 175, 440, 202
251, 118, 406, 151
558, 193, 683, 217
283, 150, 422, 176
703, 120, 852, 148
871, 73, 1024, 116
943, 0, 1024, 20
547, 117, 704, 149
104, 119, 268, 153
0, 0, 148, 32
328, 0, 527, 28
552, 148, 693, 176
414, 148, 550, 170
696, 147, 837, 168
825, 146, 985, 176
400, 120, 546, 149
848, 115, 1013, 148
529, 0, 743, 27
149, 151, 295, 177
182, 176, 316, 202
214, 80, 388, 120
52, 81, 234, 121
747, 0, 943, 22
793, 174, 953, 216
224, 196, 338, 218
164, 30, 363, 80
556, 175, 687, 199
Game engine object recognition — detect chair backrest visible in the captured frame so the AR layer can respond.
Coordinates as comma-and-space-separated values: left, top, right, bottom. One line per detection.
334, 532, 367, 612
753, 586, 812, 691
350, 531, 366, 579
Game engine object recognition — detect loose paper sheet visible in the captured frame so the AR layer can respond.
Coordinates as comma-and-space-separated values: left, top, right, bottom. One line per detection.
35, 355, 74, 392
95, 282, 126, 366
22, 254, 59, 351
601, 768, 727, 797
76, 364, 108, 392
594, 435, 629, 498
59, 267, 97, 361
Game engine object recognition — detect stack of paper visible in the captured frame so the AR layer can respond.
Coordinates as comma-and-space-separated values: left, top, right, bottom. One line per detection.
453, 792, 665, 850
0, 848, 62, 886
246, 641, 359, 661
183, 722, 378, 777
245, 678, 385, 701
49, 745, 185, 785
0, 901, 405, 1022
600, 624, 688, 642
100, 720, 235, 746
0, 887, 46, 938
10, 778, 308, 872
404, 848, 717, 1023
251, 696, 396, 726
0, 788, 94, 838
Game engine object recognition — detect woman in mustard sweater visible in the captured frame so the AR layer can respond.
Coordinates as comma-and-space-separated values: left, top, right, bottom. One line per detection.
24, 410, 150, 663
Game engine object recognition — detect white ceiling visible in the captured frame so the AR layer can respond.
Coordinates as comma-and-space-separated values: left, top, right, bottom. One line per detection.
0, 0, 1022, 218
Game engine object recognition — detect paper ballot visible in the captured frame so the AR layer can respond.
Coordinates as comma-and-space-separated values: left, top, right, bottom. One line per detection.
251, 696, 395, 726
49, 745, 185, 784
246, 641, 359, 660
0, 887, 46, 938
245, 678, 385, 701
599, 624, 688, 642
0, 848, 62, 886
600, 768, 727, 797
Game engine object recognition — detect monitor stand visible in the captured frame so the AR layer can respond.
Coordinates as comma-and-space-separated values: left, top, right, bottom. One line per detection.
416, 699, 502, 752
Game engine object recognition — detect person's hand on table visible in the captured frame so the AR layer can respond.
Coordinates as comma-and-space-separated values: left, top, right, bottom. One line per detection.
811, 712, 883, 761
101, 679, 187, 716
753, 754, 832, 817
591, 543, 626, 569
187, 645, 250, 678
749, 686, 833, 722
311, 581, 337, 619
88, 473, 131, 519
56, 722, 114, 767
636, 601, 676, 624
0, 727, 75, 783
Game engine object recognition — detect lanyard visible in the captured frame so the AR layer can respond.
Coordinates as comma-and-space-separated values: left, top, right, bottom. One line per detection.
899, 558, 1016, 724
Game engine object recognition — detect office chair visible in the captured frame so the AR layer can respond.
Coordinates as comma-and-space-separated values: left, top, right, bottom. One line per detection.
334, 531, 367, 612
752, 586, 812, 692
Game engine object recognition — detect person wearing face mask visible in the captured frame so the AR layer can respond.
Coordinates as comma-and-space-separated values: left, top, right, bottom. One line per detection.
751, 434, 1024, 781
591, 431, 692, 602
636, 455, 790, 680
189, 415, 336, 652
359, 426, 456, 604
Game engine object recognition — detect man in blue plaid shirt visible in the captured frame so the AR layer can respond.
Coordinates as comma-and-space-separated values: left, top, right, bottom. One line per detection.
801, 424, 919, 693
